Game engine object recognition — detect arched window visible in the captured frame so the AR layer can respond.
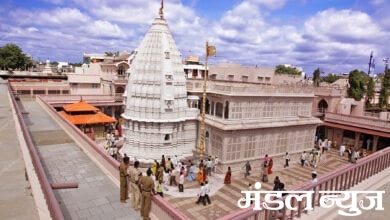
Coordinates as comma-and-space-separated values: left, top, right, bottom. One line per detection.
318, 99, 328, 113
116, 87, 125, 94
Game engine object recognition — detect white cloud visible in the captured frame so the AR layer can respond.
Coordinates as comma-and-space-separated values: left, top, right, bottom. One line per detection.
247, 0, 287, 10
304, 9, 383, 43
85, 20, 127, 38
27, 27, 39, 32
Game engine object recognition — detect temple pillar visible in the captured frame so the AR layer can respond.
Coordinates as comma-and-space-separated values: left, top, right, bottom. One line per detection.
222, 102, 225, 119
354, 132, 361, 150
372, 135, 379, 152
111, 106, 115, 118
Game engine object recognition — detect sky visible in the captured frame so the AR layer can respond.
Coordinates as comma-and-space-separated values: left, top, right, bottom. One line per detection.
1, 0, 389, 75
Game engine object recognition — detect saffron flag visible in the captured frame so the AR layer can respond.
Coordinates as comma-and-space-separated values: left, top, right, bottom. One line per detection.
207, 45, 216, 57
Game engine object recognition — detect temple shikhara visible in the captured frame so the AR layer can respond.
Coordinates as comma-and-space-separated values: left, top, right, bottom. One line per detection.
120, 6, 198, 162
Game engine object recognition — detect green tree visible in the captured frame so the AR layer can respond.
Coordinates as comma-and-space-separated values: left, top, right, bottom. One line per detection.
348, 69, 367, 101
0, 43, 33, 70
312, 68, 321, 87
275, 65, 302, 76
365, 77, 375, 108
379, 69, 390, 109
322, 73, 341, 84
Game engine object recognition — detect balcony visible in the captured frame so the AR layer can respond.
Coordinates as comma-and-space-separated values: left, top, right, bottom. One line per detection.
186, 80, 314, 97
324, 112, 390, 133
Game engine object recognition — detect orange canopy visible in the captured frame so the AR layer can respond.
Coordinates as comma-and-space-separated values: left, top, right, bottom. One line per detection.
62, 100, 99, 113
59, 111, 117, 125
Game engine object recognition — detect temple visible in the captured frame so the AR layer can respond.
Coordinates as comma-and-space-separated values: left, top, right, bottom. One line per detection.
120, 10, 199, 162
59, 99, 117, 139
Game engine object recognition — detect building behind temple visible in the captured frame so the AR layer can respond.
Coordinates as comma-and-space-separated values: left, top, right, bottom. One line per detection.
118, 7, 322, 169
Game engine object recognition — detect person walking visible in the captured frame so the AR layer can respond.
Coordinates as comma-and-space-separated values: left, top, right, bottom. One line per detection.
268, 158, 273, 174
196, 182, 206, 206
339, 143, 346, 157
169, 169, 178, 186
224, 167, 232, 184
310, 171, 318, 191
178, 170, 184, 192
204, 181, 211, 205
206, 158, 212, 176
156, 179, 164, 197
273, 176, 280, 191
262, 163, 268, 182
119, 156, 129, 203
284, 152, 290, 168
138, 168, 156, 220
244, 161, 251, 178
300, 151, 307, 167
129, 160, 141, 209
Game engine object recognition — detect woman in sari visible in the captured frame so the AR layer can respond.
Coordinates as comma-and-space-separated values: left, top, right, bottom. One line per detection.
151, 159, 158, 176
197, 166, 204, 184
224, 167, 231, 184
268, 158, 273, 174
187, 163, 196, 181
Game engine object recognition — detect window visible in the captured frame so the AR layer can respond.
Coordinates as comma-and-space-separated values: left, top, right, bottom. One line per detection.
228, 75, 234, 81
227, 137, 241, 161
244, 136, 256, 158
92, 83, 99, 88
165, 74, 173, 81
165, 51, 170, 59
164, 134, 170, 141
258, 76, 264, 82
165, 99, 173, 107
210, 134, 223, 160
242, 75, 249, 82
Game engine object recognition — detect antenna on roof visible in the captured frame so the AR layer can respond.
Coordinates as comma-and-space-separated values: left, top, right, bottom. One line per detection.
159, 0, 164, 19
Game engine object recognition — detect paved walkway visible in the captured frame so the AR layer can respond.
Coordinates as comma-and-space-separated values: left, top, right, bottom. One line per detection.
0, 83, 39, 220
19, 97, 140, 220
163, 149, 353, 220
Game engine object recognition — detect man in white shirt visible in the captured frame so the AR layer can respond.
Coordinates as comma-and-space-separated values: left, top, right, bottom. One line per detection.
300, 151, 307, 167
310, 171, 318, 191
178, 171, 184, 192
172, 155, 178, 169
206, 158, 212, 176
204, 181, 211, 205
196, 182, 206, 206
339, 144, 346, 157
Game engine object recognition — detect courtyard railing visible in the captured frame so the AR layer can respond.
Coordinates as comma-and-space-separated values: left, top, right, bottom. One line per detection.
218, 146, 390, 220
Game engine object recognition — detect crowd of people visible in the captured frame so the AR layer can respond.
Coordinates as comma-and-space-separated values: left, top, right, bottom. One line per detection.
118, 136, 370, 219
119, 154, 220, 219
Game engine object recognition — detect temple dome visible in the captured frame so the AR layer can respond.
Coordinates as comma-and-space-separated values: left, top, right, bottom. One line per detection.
122, 17, 189, 122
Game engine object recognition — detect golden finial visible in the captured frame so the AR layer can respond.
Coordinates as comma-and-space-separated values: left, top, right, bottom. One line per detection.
159, 0, 164, 19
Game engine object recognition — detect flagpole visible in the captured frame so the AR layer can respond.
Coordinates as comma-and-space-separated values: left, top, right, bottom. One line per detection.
198, 41, 208, 161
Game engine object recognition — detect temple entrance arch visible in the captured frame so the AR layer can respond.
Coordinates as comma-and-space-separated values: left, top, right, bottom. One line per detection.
318, 99, 328, 113
116, 86, 125, 94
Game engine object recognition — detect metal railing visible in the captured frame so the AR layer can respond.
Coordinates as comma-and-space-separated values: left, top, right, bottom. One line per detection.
218, 147, 390, 220
325, 112, 390, 132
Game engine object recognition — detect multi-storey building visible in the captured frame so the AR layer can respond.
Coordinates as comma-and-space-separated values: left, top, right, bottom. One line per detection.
118, 8, 322, 170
